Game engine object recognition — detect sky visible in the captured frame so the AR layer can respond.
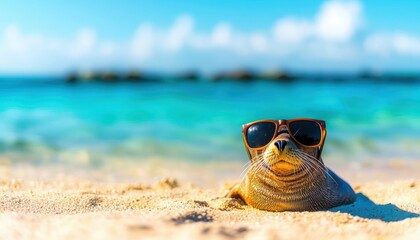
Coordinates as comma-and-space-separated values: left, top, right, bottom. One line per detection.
1, 0, 420, 75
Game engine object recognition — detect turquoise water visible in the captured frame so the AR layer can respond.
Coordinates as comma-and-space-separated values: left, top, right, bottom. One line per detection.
1, 77, 420, 168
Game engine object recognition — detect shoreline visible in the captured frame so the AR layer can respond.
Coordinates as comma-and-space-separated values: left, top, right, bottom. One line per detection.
2, 158, 420, 186
0, 164, 419, 239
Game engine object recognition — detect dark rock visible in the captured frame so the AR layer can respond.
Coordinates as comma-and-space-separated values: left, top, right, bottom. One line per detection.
80, 71, 99, 82
259, 70, 296, 82
211, 72, 227, 81
65, 71, 99, 83
358, 71, 382, 80
211, 69, 256, 82
176, 71, 199, 81
125, 71, 143, 81
228, 69, 255, 81
125, 70, 162, 83
66, 73, 78, 83
100, 72, 119, 82
358, 71, 420, 83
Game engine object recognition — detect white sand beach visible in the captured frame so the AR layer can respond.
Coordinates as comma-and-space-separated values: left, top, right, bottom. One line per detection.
0, 164, 419, 240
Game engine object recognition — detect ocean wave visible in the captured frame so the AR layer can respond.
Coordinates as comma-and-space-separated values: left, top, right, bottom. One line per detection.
0, 80, 420, 167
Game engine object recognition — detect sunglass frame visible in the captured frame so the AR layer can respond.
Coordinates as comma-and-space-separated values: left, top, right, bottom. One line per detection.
241, 118, 327, 160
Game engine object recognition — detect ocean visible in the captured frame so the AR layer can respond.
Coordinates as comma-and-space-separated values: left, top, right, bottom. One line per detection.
1, 77, 420, 171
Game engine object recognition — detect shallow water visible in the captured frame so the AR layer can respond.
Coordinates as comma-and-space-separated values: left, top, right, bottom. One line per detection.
1, 77, 419, 169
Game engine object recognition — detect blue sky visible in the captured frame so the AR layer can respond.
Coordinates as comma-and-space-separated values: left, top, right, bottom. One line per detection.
1, 0, 420, 74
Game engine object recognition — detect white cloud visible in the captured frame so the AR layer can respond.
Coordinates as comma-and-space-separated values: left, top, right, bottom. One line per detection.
99, 42, 118, 57
364, 33, 420, 56
69, 29, 96, 57
273, 18, 312, 44
305, 40, 359, 60
3, 24, 56, 55
1, 25, 97, 58
315, 0, 362, 42
272, 0, 362, 45
249, 33, 269, 53
394, 34, 420, 55
130, 15, 194, 58
188, 34, 211, 49
187, 23, 267, 55
211, 23, 232, 47
163, 15, 194, 52
364, 34, 392, 56
131, 24, 155, 60
4, 25, 27, 53
2, 0, 420, 73
0, 1, 366, 73
269, 0, 362, 58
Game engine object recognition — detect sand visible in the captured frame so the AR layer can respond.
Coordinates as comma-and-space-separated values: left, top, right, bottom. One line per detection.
0, 165, 419, 240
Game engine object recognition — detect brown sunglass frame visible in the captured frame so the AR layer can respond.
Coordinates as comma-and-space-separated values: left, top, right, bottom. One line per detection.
241, 118, 327, 160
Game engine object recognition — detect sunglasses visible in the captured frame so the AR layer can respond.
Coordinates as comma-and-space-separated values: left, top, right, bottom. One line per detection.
242, 118, 327, 160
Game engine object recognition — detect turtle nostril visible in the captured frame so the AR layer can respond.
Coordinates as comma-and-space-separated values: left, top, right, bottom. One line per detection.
274, 140, 288, 152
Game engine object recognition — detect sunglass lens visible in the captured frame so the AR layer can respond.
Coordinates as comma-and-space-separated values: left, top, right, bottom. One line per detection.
246, 122, 276, 148
289, 120, 321, 146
